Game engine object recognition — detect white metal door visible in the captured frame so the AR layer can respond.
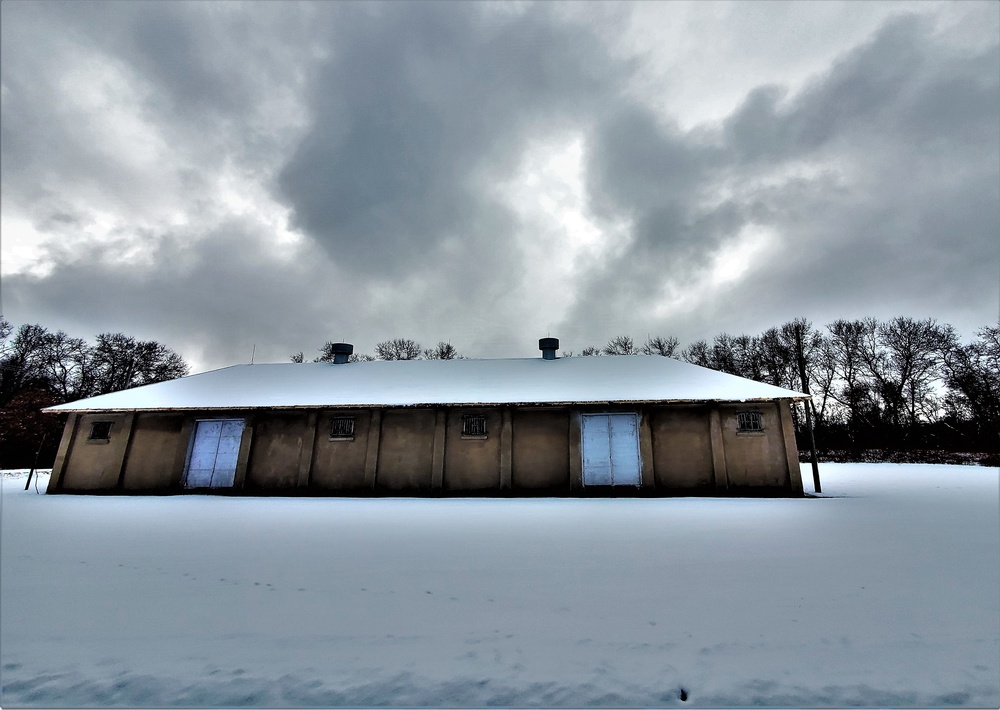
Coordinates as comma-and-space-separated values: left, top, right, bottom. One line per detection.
184, 419, 244, 488
581, 413, 641, 486
582, 414, 613, 485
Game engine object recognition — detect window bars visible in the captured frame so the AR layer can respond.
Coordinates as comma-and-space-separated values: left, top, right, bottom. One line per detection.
462, 414, 487, 437
330, 416, 356, 439
736, 411, 763, 432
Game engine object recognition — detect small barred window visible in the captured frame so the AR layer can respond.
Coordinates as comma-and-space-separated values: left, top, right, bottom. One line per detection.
330, 417, 356, 439
737, 411, 763, 433
462, 415, 487, 437
88, 421, 113, 441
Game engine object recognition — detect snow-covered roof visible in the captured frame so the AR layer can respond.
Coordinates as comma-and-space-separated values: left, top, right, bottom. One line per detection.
44, 356, 808, 413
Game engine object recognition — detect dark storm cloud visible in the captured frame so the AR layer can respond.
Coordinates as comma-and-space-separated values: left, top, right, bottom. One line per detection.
724, 15, 999, 162
1, 2, 996, 371
562, 13, 999, 342
276, 2, 626, 275
2, 220, 338, 367
1, 0, 314, 222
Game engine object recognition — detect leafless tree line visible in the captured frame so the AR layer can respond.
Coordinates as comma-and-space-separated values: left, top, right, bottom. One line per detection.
292, 338, 462, 363
2, 314, 995, 467
0, 317, 189, 467
578, 318, 998, 452
0, 318, 188, 404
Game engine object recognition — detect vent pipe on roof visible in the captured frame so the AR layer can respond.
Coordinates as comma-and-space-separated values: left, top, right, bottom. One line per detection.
539, 337, 559, 360
329, 342, 353, 364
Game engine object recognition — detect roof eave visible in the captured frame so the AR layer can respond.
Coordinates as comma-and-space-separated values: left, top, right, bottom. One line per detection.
43, 394, 809, 414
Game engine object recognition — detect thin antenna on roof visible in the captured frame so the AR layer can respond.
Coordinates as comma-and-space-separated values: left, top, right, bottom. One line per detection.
250, 344, 256, 365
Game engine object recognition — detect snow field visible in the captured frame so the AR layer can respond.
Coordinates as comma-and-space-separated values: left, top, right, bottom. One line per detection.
1, 464, 998, 707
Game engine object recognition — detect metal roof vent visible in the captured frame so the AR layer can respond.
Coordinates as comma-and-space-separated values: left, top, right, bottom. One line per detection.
539, 337, 559, 360
329, 342, 353, 364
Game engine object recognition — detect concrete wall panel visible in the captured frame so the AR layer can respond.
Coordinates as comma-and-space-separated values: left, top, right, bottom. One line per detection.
377, 409, 435, 490
50, 400, 802, 496
512, 410, 570, 489
311, 410, 371, 490
247, 413, 309, 489
443, 409, 501, 490
719, 403, 790, 488
122, 413, 185, 490
650, 407, 714, 488
59, 413, 133, 490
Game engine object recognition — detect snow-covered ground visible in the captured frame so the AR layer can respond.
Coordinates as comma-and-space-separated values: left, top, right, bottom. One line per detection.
1, 464, 997, 708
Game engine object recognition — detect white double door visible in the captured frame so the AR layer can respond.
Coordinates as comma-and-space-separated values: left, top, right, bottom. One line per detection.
581, 413, 641, 486
184, 419, 245, 488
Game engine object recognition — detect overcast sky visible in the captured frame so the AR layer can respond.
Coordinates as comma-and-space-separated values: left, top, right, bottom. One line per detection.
2, 0, 997, 372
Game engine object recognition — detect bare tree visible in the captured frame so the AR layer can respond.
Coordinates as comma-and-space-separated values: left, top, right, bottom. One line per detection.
42, 331, 92, 400
860, 317, 950, 432
580, 346, 603, 356
0, 317, 12, 348
375, 338, 422, 360
423, 342, 461, 360
941, 323, 1000, 440
0, 323, 55, 404
778, 318, 822, 491
290, 351, 305, 363
809, 335, 838, 426
730, 334, 764, 381
706, 334, 740, 374
758, 327, 795, 388
603, 335, 637, 356
641, 336, 680, 357
825, 318, 875, 441
89, 333, 189, 394
680, 339, 711, 367
779, 319, 825, 393
679, 334, 759, 377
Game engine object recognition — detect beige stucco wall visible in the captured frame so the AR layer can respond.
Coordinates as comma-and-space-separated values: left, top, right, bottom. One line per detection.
511, 409, 570, 489
376, 409, 436, 490
48, 400, 804, 495
443, 409, 502, 490
310, 410, 372, 490
121, 413, 187, 490
718, 402, 792, 488
650, 406, 715, 489
57, 412, 134, 490
246, 412, 310, 489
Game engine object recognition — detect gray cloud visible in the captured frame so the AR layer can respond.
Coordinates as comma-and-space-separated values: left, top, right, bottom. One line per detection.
1, 2, 997, 373
560, 12, 999, 345
276, 1, 626, 275
1, 220, 325, 367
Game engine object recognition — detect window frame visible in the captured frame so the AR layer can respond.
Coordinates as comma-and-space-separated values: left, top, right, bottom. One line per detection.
736, 410, 764, 434
87, 420, 113, 443
329, 416, 356, 441
461, 413, 488, 439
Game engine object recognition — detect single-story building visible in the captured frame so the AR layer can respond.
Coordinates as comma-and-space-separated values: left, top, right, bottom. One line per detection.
44, 339, 809, 496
